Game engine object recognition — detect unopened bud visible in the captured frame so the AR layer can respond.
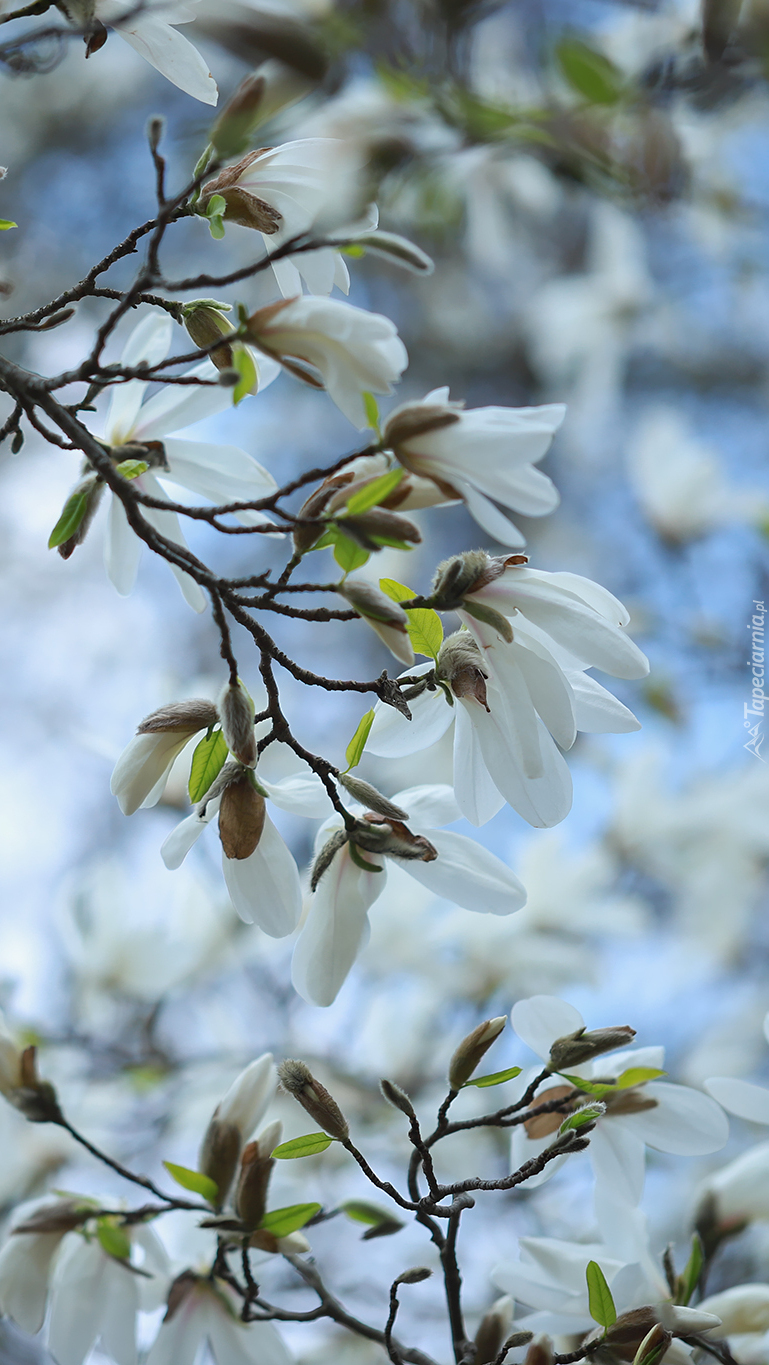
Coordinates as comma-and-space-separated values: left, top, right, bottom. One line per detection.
524, 1334, 554, 1365
380, 1078, 416, 1119
217, 681, 256, 767
353, 815, 437, 863
502, 1332, 534, 1352
396, 1267, 433, 1285
183, 300, 236, 373
9, 1046, 63, 1124
56, 474, 104, 560
292, 478, 345, 554
278, 1059, 349, 1140
437, 632, 490, 709
475, 1296, 513, 1365
210, 74, 266, 158
548, 1025, 636, 1072
84, 18, 107, 56
633, 1323, 672, 1365
432, 550, 493, 606
310, 829, 348, 891
234, 1140, 274, 1230
137, 699, 218, 736
13, 1199, 95, 1236
147, 116, 165, 152
219, 772, 265, 860
449, 1017, 506, 1091
337, 508, 422, 553
338, 774, 409, 821
606, 1307, 658, 1354
201, 156, 283, 234
338, 579, 414, 667
164, 1271, 199, 1322
199, 1117, 242, 1209
38, 307, 76, 330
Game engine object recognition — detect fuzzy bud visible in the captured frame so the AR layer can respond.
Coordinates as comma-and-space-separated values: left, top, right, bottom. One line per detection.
548, 1025, 636, 1072
380, 1078, 417, 1119
475, 1296, 513, 1365
448, 1017, 506, 1091
336, 508, 422, 553
338, 774, 409, 821
278, 1059, 349, 1140
437, 632, 490, 709
524, 1334, 554, 1365
38, 306, 76, 330
8, 1047, 64, 1124
396, 1267, 433, 1285
292, 476, 350, 554
234, 1140, 274, 1230
219, 772, 265, 860
137, 699, 218, 736
13, 1198, 95, 1236
432, 550, 493, 606
183, 300, 237, 373
310, 829, 348, 891
353, 815, 437, 863
337, 579, 414, 666
199, 1118, 242, 1209
217, 681, 256, 767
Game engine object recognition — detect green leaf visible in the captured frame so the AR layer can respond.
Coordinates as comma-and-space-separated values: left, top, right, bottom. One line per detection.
232, 346, 257, 405
560, 1073, 616, 1099
259, 1203, 321, 1237
616, 1067, 666, 1089
0, 219, 17, 231
188, 728, 228, 803
345, 468, 404, 517
677, 1233, 704, 1305
559, 1103, 603, 1133
96, 1218, 131, 1261
463, 1066, 522, 1089
205, 194, 227, 240
272, 1133, 333, 1159
586, 1260, 617, 1329
346, 709, 375, 770
209, 216, 225, 240
48, 491, 89, 549
363, 391, 380, 433
115, 458, 149, 480
163, 1162, 219, 1204
342, 243, 366, 258
379, 578, 444, 659
334, 532, 369, 573
557, 39, 625, 105
342, 1200, 398, 1227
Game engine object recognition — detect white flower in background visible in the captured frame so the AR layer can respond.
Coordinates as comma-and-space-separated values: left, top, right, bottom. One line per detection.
368, 557, 645, 828
61, 1, 218, 105
509, 995, 729, 1210
146, 1273, 292, 1365
705, 1011, 769, 1124
382, 390, 564, 546
699, 1285, 769, 1338
627, 407, 766, 542
292, 783, 526, 1006
245, 295, 408, 428
698, 1140, 769, 1230
94, 312, 279, 611
201, 139, 376, 298
198, 1054, 277, 1205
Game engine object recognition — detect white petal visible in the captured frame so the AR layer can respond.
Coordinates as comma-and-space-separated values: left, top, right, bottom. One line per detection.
105, 378, 150, 446
628, 1082, 730, 1154
455, 478, 527, 547
111, 731, 192, 815
161, 807, 215, 869
705, 1078, 769, 1125
222, 816, 302, 936
160, 438, 277, 504
258, 772, 331, 819
120, 311, 174, 371
391, 784, 461, 827
568, 670, 641, 733
134, 361, 235, 438
145, 1294, 204, 1365
99, 1257, 140, 1365
590, 1122, 646, 1206
394, 830, 526, 915
367, 673, 452, 758
117, 18, 218, 105
0, 1232, 63, 1334
462, 694, 573, 829
509, 635, 577, 750
104, 495, 142, 596
453, 701, 506, 827
292, 847, 383, 1006
511, 996, 585, 1060
208, 1312, 293, 1365
47, 1239, 108, 1365
140, 473, 207, 613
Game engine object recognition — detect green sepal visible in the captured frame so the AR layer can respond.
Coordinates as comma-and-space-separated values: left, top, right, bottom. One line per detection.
362, 391, 380, 435
460, 598, 513, 642
115, 459, 149, 480
676, 1233, 704, 1305
348, 843, 384, 874
0, 220, 17, 231
232, 347, 257, 404
96, 1218, 131, 1261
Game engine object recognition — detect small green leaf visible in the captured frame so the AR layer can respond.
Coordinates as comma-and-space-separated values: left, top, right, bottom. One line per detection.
272, 1133, 333, 1159
204, 194, 227, 240
115, 458, 149, 480
363, 391, 380, 433
463, 1066, 522, 1089
559, 1103, 603, 1133
259, 1203, 321, 1237
188, 728, 228, 803
586, 1260, 617, 1329
560, 1073, 616, 1099
346, 709, 375, 770
677, 1233, 704, 1305
379, 578, 444, 659
616, 1067, 666, 1089
163, 1161, 219, 1203
557, 39, 625, 105
48, 491, 89, 549
342, 243, 366, 258
345, 468, 404, 517
96, 1218, 131, 1261
342, 1200, 397, 1227
333, 532, 369, 573
209, 216, 225, 240
0, 219, 17, 231
232, 346, 257, 405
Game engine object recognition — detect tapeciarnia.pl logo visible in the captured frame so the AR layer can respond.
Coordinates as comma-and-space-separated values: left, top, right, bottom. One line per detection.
745, 599, 766, 761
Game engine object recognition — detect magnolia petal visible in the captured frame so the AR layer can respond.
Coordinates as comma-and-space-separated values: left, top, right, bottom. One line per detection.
589, 1122, 646, 1207
705, 1077, 769, 1125
116, 18, 218, 105
511, 995, 585, 1060
393, 829, 526, 916
48, 1239, 130, 1365
222, 816, 301, 935
207, 1311, 293, 1365
510, 1122, 566, 1190
452, 701, 506, 827
105, 495, 142, 596
454, 478, 527, 547
120, 311, 174, 370
98, 1256, 140, 1365
461, 694, 573, 829
292, 847, 383, 1006
367, 672, 452, 758
144, 1294, 204, 1365
140, 473, 207, 613
258, 772, 331, 819
111, 731, 191, 816
160, 438, 277, 503
133, 361, 235, 439
509, 636, 577, 751
390, 784, 461, 828
568, 671, 641, 734
161, 804, 218, 870
543, 572, 631, 627
627, 1082, 729, 1155
0, 1231, 63, 1334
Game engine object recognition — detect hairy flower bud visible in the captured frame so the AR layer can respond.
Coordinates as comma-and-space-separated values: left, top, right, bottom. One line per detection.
336, 508, 422, 553
380, 1078, 417, 1119
437, 632, 490, 710
218, 772, 266, 860
13, 1198, 95, 1236
396, 1267, 433, 1285
475, 1296, 513, 1365
234, 1140, 274, 1230
524, 1334, 554, 1365
548, 1025, 636, 1072
353, 815, 437, 863
310, 829, 349, 891
292, 475, 353, 554
432, 550, 494, 605
217, 681, 256, 767
0, 1025, 63, 1124
449, 1017, 506, 1091
137, 700, 218, 735
278, 1059, 349, 1140
338, 579, 414, 666
199, 1054, 276, 1207
183, 300, 237, 373
201, 155, 283, 233
338, 774, 409, 822
199, 1120, 241, 1209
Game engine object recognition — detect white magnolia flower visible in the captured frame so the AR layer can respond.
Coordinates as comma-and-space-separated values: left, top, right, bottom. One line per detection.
161, 746, 329, 935
699, 1286, 769, 1339
64, 1, 218, 105
47, 1224, 170, 1365
0, 1224, 68, 1335
292, 783, 526, 1006
111, 697, 219, 816
246, 295, 408, 428
368, 562, 645, 828
97, 312, 279, 610
383, 389, 565, 546
146, 1275, 292, 1365
509, 995, 729, 1208
705, 1012, 769, 1124
698, 1140, 769, 1228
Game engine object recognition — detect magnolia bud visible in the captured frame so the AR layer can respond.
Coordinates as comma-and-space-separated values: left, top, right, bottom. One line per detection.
183, 300, 236, 373
437, 632, 490, 709
432, 550, 492, 606
380, 1078, 417, 1119
548, 1026, 636, 1071
337, 579, 414, 667
201, 156, 283, 234
38, 306, 76, 330
164, 1271, 199, 1322
219, 774, 265, 860
449, 1017, 506, 1091
633, 1324, 671, 1365
55, 474, 104, 560
605, 1307, 658, 1356
292, 478, 346, 554
278, 1059, 349, 1140
217, 681, 256, 767
210, 74, 267, 158
338, 774, 409, 821
475, 1296, 513, 1365
396, 1267, 433, 1285
198, 1054, 276, 1208
310, 829, 348, 891
337, 508, 422, 553
199, 1119, 241, 1209
353, 816, 437, 863
234, 1140, 274, 1230
137, 699, 218, 735
10, 1047, 63, 1124
524, 1334, 554, 1365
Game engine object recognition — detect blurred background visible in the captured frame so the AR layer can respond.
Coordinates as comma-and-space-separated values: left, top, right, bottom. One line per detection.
2, 0, 769, 1359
